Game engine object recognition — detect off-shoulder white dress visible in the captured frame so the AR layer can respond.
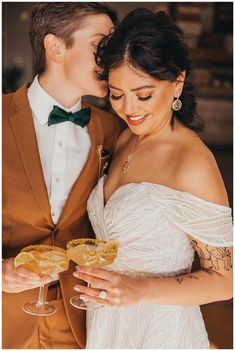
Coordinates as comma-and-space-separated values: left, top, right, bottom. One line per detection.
86, 175, 233, 349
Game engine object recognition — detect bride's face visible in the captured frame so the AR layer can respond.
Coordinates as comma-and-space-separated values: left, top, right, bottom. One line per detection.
108, 63, 182, 136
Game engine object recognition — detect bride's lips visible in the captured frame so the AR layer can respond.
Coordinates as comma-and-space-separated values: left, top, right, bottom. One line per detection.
126, 114, 148, 126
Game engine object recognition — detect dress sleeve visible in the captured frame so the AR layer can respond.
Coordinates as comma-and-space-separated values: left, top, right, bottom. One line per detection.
164, 191, 233, 247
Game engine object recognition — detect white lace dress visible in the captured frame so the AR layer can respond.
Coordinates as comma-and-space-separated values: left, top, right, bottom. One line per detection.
86, 175, 233, 349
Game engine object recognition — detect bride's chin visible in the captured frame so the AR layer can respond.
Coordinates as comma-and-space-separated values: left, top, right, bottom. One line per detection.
128, 125, 152, 137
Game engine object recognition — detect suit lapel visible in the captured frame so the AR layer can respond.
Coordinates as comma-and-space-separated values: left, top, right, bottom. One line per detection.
56, 107, 104, 228
9, 84, 53, 227
9, 85, 105, 229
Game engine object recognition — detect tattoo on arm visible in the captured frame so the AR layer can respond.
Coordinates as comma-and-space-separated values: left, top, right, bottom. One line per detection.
175, 273, 199, 285
192, 240, 232, 272
174, 267, 214, 285
175, 268, 199, 285
201, 267, 213, 275
205, 246, 232, 271
174, 241, 232, 285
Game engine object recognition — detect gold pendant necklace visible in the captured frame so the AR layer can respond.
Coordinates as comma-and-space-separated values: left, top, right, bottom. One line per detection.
121, 119, 172, 174
122, 154, 133, 173
121, 135, 138, 174
121, 134, 155, 174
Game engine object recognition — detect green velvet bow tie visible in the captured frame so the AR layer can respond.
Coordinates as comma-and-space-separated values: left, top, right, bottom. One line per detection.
48, 105, 91, 127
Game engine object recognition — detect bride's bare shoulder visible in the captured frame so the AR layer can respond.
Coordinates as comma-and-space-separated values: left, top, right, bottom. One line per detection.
175, 130, 229, 206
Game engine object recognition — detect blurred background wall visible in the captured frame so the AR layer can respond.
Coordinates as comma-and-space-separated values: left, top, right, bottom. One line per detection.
2, 2, 233, 349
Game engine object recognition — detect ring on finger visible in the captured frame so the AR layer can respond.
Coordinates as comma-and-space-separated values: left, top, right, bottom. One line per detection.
99, 290, 107, 300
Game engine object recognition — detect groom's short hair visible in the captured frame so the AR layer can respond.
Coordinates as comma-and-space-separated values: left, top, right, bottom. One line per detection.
29, 2, 118, 75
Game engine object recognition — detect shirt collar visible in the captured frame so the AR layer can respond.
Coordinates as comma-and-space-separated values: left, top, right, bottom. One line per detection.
27, 75, 82, 126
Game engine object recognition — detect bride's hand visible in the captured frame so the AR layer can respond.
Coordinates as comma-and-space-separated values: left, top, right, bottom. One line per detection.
73, 266, 144, 307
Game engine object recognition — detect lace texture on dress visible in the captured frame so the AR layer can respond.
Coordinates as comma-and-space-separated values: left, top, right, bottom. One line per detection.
85, 176, 232, 349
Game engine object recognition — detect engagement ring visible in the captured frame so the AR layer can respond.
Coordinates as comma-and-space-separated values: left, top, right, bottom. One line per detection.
99, 290, 107, 299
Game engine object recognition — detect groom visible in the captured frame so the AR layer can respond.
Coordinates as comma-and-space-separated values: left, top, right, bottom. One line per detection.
2, 3, 119, 349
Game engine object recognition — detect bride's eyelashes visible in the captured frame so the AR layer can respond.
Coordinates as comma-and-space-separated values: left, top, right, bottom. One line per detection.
110, 94, 152, 101
138, 95, 152, 101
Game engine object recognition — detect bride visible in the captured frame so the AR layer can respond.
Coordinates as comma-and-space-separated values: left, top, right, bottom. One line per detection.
73, 9, 233, 349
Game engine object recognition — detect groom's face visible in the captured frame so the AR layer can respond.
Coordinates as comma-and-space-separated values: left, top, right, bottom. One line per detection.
62, 14, 113, 98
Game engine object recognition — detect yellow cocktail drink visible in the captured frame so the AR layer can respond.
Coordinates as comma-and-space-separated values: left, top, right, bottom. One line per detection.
66, 238, 119, 267
66, 238, 119, 310
14, 244, 69, 316
15, 244, 69, 275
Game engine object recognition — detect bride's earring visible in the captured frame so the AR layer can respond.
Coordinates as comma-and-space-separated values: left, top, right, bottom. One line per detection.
172, 97, 182, 111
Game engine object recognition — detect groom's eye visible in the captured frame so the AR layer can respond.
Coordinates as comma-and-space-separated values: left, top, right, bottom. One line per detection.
110, 94, 123, 100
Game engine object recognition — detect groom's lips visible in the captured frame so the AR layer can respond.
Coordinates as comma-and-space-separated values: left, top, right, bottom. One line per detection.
126, 114, 148, 126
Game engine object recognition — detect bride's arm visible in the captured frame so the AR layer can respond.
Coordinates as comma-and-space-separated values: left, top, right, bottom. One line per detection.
73, 241, 232, 307
140, 240, 233, 305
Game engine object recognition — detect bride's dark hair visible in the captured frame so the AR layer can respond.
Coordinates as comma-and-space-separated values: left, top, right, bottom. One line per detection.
96, 8, 204, 133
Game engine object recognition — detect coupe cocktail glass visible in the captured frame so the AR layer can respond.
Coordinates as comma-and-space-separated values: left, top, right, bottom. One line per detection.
66, 238, 119, 310
14, 245, 69, 316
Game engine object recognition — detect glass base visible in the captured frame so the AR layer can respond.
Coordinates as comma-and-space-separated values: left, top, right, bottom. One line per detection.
22, 300, 57, 316
70, 295, 103, 310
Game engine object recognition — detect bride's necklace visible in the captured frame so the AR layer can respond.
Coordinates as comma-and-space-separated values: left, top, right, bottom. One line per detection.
121, 118, 173, 174
121, 134, 154, 174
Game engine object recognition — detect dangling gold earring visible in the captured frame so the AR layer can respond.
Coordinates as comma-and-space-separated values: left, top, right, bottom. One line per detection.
172, 97, 182, 111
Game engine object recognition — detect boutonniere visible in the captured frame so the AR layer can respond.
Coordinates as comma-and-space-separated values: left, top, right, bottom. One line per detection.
96, 145, 111, 180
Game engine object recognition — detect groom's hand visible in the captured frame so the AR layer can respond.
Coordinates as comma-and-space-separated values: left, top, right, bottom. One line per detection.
2, 257, 52, 293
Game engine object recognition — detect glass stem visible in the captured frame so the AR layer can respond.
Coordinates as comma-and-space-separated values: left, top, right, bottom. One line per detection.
36, 285, 45, 307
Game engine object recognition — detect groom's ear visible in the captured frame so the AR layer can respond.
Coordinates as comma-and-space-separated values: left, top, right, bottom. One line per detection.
44, 33, 65, 64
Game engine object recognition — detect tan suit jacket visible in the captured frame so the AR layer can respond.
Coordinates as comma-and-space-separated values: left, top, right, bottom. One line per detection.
2, 83, 120, 349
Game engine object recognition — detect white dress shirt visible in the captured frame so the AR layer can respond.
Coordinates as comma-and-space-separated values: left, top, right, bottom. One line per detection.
28, 76, 91, 224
